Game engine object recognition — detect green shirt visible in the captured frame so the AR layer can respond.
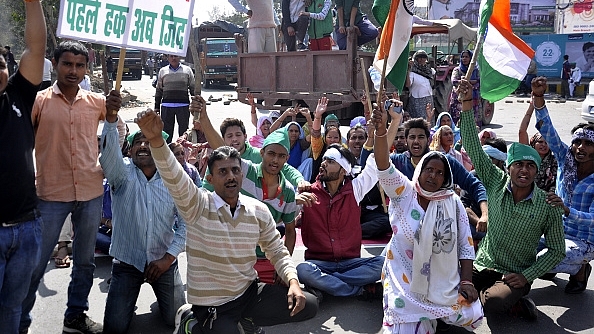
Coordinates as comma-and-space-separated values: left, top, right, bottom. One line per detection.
460, 110, 565, 282
242, 142, 304, 187
335, 0, 363, 27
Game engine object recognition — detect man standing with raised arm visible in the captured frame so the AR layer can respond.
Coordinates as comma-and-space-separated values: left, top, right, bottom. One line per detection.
0, 1, 46, 333
23, 40, 122, 334
458, 78, 565, 320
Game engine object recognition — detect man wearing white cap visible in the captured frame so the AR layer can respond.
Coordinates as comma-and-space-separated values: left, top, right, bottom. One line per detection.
297, 144, 385, 300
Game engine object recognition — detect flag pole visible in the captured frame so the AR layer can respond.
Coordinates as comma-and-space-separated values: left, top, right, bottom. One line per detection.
378, 29, 391, 102
458, 31, 485, 102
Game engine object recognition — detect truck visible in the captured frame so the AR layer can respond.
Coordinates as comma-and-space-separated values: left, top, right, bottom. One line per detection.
200, 37, 238, 88
182, 20, 245, 88
109, 47, 146, 80
236, 19, 495, 124
236, 29, 380, 122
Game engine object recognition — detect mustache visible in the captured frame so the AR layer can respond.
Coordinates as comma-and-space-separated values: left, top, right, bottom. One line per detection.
224, 181, 238, 187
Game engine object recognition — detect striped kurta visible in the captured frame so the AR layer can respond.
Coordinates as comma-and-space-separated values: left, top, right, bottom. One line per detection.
150, 144, 298, 306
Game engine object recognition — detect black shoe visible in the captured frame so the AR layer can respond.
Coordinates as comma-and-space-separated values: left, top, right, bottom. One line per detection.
565, 263, 591, 294
63, 313, 103, 334
358, 282, 383, 301
304, 285, 324, 304
508, 297, 538, 321
239, 317, 265, 334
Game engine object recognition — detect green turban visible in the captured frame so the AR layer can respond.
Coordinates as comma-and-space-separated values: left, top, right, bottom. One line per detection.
262, 128, 290, 154
506, 142, 541, 169
126, 129, 169, 146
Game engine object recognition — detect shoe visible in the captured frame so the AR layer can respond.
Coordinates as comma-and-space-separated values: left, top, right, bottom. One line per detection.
565, 263, 592, 294
63, 313, 103, 334
539, 273, 556, 281
304, 285, 324, 304
19, 329, 30, 334
239, 317, 265, 334
297, 43, 308, 51
508, 297, 538, 321
174, 304, 197, 334
358, 282, 383, 301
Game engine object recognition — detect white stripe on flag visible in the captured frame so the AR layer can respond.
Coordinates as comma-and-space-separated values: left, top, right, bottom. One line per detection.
483, 22, 531, 81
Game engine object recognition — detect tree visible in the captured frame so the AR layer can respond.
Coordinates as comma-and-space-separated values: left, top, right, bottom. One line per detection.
1, 0, 60, 53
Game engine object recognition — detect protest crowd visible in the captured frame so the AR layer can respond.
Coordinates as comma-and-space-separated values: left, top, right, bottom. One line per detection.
1, 1, 593, 334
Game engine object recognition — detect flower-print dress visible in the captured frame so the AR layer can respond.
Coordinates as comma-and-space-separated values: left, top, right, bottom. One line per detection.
377, 164, 483, 334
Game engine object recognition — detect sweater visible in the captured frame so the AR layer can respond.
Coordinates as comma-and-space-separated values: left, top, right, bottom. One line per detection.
150, 144, 298, 306
155, 64, 195, 108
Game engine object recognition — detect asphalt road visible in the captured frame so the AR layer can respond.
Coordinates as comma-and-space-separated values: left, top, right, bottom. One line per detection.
27, 74, 593, 334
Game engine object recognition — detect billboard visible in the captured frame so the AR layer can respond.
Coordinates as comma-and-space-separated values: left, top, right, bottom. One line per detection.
521, 33, 594, 78
428, 0, 556, 33
57, 0, 196, 56
558, 1, 594, 33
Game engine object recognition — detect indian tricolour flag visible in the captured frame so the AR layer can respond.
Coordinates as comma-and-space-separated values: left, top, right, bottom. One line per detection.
478, 0, 535, 102
372, 0, 413, 92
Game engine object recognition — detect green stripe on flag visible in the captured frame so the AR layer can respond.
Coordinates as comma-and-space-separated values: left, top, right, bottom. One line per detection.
388, 44, 410, 92
372, 0, 391, 25
479, 58, 522, 102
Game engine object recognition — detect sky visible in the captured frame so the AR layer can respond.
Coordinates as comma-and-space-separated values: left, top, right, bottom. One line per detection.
194, 0, 236, 25
193, 0, 430, 25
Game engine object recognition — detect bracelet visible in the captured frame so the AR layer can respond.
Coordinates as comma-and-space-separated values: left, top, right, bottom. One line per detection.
462, 99, 472, 102
532, 93, 544, 97
363, 144, 374, 151
460, 280, 474, 286
24, 0, 40, 2
375, 131, 388, 138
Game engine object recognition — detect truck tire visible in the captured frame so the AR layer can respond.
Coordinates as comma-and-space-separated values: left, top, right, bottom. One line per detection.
202, 78, 211, 89
481, 99, 494, 125
433, 74, 452, 116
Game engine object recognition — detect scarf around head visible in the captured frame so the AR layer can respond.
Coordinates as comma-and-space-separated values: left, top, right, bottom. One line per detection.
458, 50, 479, 81
249, 115, 273, 148
410, 151, 460, 306
411, 51, 434, 86
563, 128, 594, 205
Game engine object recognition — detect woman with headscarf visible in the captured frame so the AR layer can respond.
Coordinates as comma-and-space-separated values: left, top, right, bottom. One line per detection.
373, 129, 483, 333
249, 115, 273, 148
449, 50, 481, 127
429, 125, 470, 171
430, 112, 461, 144
406, 50, 435, 119
519, 103, 558, 192
285, 119, 312, 181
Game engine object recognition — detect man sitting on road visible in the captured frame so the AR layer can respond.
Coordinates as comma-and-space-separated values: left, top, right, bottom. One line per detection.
531, 77, 594, 294
135, 109, 318, 333
458, 78, 566, 321
297, 144, 385, 300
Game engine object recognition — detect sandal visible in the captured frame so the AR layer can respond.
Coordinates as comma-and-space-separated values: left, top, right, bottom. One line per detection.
54, 244, 71, 268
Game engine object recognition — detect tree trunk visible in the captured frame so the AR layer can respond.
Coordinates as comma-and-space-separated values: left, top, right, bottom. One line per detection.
189, 27, 202, 96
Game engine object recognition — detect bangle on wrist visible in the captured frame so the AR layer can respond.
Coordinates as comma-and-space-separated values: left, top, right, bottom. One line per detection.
375, 131, 388, 138
460, 280, 474, 286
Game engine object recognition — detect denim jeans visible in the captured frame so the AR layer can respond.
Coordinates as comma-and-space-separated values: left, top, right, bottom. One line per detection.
537, 237, 594, 275
335, 15, 379, 50
103, 260, 186, 333
0, 218, 42, 334
20, 196, 102, 330
296, 256, 384, 296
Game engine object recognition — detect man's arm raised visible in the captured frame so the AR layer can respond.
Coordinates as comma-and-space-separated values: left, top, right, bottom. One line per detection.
19, 0, 46, 86
193, 95, 225, 149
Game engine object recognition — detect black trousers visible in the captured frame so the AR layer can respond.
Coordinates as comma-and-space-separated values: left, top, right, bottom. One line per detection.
191, 281, 318, 333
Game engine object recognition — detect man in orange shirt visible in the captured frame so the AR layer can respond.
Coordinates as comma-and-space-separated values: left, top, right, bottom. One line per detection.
20, 40, 121, 334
